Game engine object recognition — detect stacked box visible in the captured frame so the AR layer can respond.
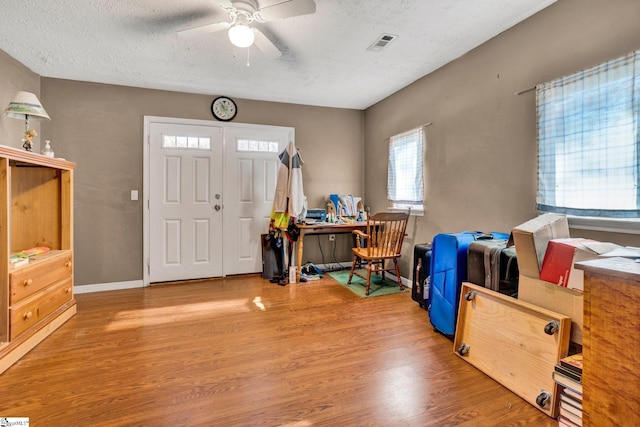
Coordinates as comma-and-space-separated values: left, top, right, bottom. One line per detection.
512, 214, 584, 344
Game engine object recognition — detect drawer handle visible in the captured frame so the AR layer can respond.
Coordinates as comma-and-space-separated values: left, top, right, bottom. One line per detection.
23, 278, 33, 287
24, 311, 33, 320
65, 287, 72, 294
65, 261, 72, 268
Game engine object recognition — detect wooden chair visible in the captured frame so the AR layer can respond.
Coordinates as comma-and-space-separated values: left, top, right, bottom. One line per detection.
347, 211, 409, 295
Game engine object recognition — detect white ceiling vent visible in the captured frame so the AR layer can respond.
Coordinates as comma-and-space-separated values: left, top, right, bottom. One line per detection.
367, 34, 398, 52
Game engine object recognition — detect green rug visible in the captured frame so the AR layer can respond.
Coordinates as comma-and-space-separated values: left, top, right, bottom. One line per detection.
328, 269, 409, 298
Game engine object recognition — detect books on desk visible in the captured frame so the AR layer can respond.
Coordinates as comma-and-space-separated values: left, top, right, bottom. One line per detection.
329, 194, 362, 218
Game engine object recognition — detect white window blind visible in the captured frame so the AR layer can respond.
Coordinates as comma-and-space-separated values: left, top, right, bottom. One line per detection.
387, 127, 424, 207
536, 50, 640, 218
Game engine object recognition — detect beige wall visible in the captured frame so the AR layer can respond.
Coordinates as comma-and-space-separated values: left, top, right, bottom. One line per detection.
364, 0, 640, 275
0, 50, 41, 149
2, 0, 640, 285
39, 79, 363, 285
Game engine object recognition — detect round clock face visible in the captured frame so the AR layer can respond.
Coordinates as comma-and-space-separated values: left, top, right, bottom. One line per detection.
211, 96, 237, 122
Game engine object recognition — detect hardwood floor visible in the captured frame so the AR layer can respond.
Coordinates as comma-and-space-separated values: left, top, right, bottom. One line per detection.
0, 274, 557, 426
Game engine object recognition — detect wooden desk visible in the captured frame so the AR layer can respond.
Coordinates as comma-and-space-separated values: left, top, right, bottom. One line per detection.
575, 257, 640, 427
294, 222, 366, 278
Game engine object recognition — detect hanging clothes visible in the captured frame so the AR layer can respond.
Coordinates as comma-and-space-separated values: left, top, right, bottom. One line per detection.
272, 141, 305, 228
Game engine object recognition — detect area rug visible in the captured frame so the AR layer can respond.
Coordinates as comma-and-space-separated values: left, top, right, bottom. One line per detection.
328, 269, 409, 298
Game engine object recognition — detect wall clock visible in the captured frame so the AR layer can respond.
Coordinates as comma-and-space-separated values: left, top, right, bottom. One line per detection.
211, 96, 237, 122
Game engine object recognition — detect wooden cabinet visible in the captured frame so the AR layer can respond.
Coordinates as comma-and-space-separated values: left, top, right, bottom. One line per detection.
576, 257, 640, 427
0, 145, 76, 374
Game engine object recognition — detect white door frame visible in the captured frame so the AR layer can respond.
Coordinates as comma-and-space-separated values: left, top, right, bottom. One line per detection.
143, 116, 295, 286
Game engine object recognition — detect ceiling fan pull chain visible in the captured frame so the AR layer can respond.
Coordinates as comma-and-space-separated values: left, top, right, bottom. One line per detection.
247, 46, 251, 67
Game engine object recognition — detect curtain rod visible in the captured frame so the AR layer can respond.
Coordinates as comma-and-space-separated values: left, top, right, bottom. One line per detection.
398, 122, 433, 134
385, 122, 433, 142
515, 86, 536, 95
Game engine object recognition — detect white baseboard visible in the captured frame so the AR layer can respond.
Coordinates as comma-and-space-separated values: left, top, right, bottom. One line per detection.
74, 280, 144, 294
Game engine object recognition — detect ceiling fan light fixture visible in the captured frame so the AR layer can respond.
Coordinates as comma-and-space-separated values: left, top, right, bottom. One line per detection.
228, 24, 255, 48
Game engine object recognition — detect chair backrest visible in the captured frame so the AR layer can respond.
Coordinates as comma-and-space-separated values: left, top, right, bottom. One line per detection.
364, 211, 410, 257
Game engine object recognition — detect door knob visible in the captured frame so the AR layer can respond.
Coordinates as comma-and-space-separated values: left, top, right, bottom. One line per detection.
214, 204, 222, 211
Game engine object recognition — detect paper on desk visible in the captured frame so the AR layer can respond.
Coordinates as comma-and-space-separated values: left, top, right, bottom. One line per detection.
598, 246, 640, 258
580, 241, 622, 255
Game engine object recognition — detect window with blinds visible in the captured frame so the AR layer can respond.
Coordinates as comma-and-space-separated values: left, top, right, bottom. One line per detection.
387, 127, 425, 212
536, 50, 640, 218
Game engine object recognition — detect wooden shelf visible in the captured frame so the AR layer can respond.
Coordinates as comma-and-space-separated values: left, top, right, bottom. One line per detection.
0, 144, 76, 374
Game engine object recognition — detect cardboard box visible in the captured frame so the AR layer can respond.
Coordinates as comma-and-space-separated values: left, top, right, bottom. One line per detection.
512, 214, 570, 279
540, 238, 600, 292
518, 275, 583, 344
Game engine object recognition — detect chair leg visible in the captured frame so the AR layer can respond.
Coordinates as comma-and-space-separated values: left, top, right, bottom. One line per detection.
365, 261, 373, 296
347, 255, 358, 284
393, 258, 403, 290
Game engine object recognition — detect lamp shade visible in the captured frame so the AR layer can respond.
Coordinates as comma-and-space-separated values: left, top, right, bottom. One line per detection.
228, 24, 255, 48
4, 91, 51, 121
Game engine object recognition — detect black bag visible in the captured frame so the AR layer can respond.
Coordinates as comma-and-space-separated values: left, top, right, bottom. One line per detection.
412, 243, 431, 309
286, 218, 300, 242
262, 232, 285, 279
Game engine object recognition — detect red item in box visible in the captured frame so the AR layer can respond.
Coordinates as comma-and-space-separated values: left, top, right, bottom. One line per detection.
540, 238, 599, 292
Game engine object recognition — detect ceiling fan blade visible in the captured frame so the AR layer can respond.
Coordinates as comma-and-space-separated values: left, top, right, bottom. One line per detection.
258, 0, 316, 21
253, 29, 282, 59
177, 21, 230, 38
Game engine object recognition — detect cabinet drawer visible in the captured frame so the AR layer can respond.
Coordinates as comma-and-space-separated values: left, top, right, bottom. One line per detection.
9, 251, 73, 304
10, 277, 74, 340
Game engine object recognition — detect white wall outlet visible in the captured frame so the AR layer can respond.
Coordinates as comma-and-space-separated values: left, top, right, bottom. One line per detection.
131, 190, 138, 201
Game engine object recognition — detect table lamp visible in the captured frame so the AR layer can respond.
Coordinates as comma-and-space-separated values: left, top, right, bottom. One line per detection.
3, 91, 51, 151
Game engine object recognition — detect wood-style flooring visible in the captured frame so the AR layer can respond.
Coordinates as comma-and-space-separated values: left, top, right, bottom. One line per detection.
0, 274, 558, 426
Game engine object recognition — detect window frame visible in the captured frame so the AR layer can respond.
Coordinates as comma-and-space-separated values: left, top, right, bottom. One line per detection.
387, 126, 425, 216
535, 49, 640, 227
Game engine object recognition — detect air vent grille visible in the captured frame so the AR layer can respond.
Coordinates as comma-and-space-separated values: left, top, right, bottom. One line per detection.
367, 34, 398, 52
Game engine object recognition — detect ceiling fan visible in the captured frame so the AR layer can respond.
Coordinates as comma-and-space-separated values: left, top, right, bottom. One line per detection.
177, 0, 316, 59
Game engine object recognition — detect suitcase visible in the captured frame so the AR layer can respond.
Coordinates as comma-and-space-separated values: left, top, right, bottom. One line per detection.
428, 231, 509, 337
412, 243, 432, 309
467, 240, 519, 297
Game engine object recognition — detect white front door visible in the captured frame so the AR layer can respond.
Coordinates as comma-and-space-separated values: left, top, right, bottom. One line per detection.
145, 117, 294, 283
223, 126, 291, 275
149, 122, 223, 282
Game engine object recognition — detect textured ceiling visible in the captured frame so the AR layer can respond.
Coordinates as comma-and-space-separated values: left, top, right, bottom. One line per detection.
0, 0, 556, 109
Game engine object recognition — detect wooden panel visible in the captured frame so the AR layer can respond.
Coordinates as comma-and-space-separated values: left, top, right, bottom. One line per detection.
0, 158, 9, 343
454, 282, 571, 418
9, 276, 73, 339
60, 169, 73, 250
578, 258, 640, 427
9, 250, 72, 304
11, 166, 61, 251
